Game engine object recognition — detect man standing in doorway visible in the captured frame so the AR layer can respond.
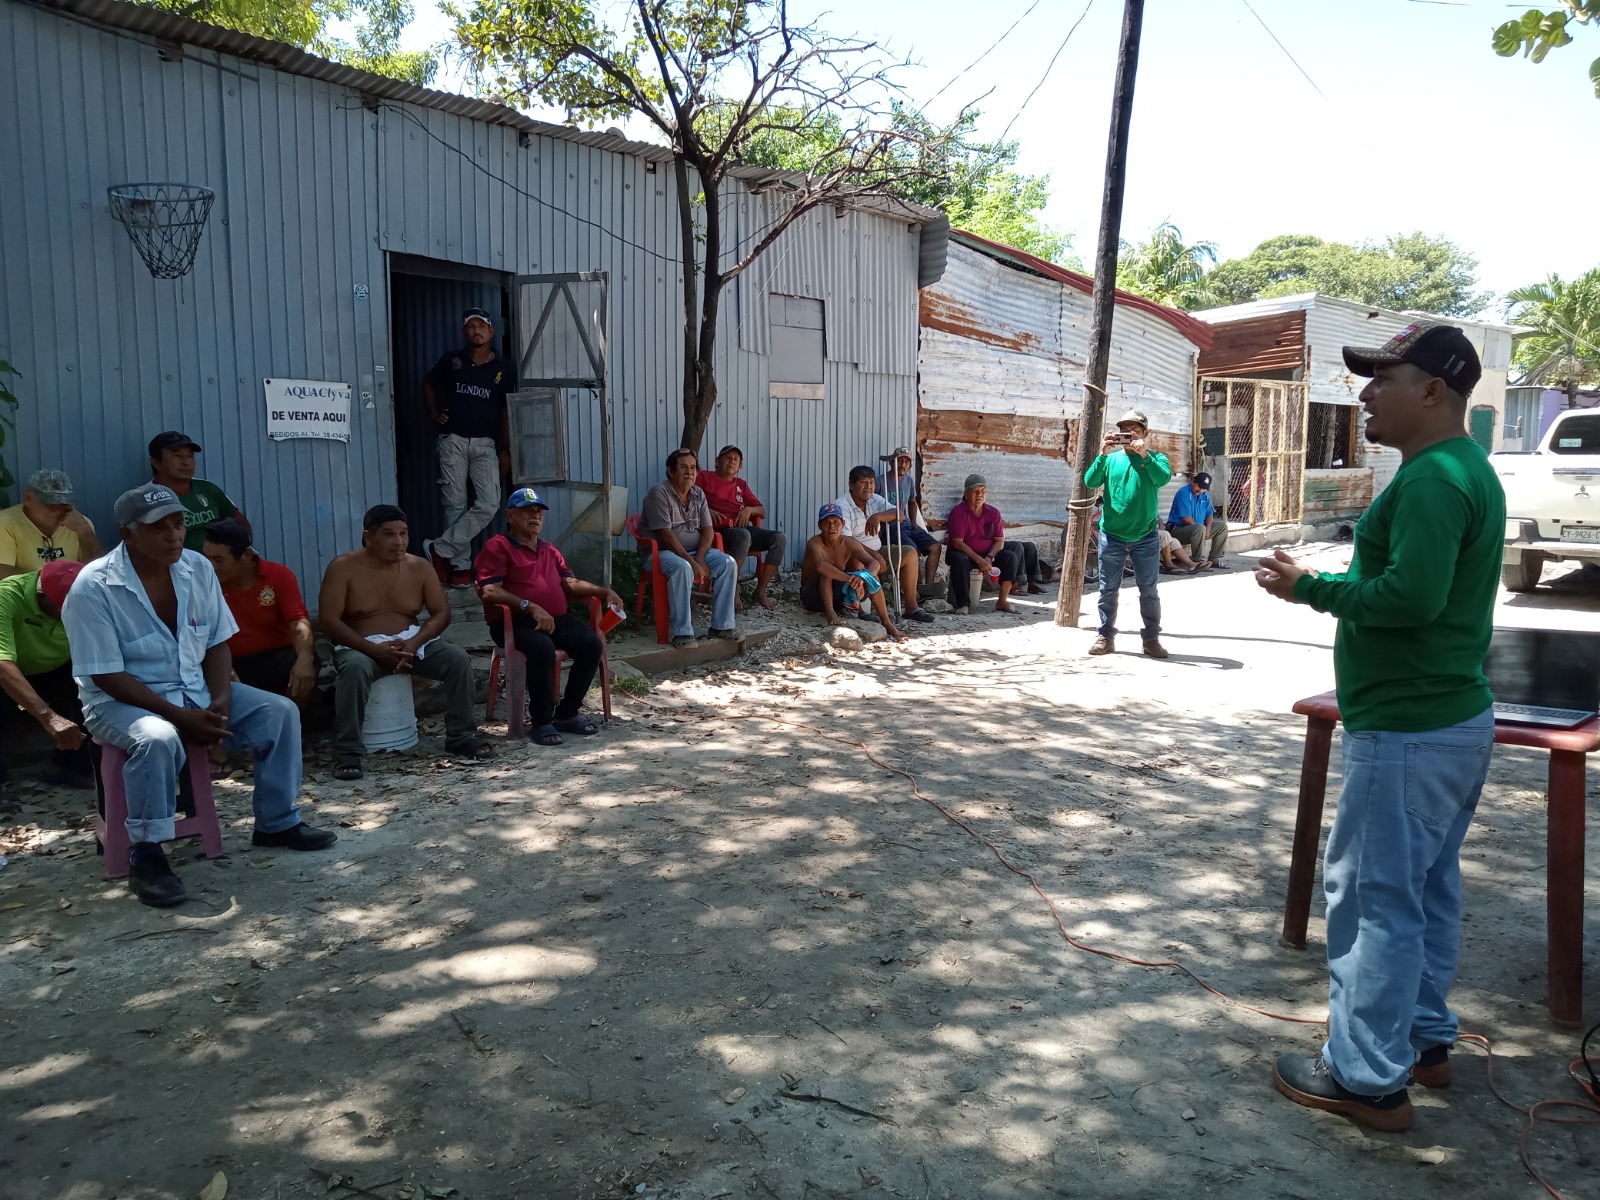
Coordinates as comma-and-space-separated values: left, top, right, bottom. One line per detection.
1084, 409, 1171, 658
1256, 324, 1501, 1133
148, 432, 241, 553
425, 307, 516, 587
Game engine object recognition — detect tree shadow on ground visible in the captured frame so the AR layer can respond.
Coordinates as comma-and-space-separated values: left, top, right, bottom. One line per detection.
2, 630, 1598, 1200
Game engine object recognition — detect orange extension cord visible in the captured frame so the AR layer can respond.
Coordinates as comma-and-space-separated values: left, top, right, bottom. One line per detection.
638, 692, 1600, 1196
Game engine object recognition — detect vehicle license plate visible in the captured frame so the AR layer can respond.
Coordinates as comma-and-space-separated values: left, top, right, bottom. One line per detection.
1561, 526, 1600, 543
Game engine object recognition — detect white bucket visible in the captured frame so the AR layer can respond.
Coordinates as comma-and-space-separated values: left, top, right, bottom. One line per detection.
362, 672, 418, 752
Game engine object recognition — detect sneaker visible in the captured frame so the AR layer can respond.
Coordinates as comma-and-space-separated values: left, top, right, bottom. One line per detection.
1411, 1044, 1451, 1089
1273, 1053, 1412, 1132
1208, 560, 1230, 571
1143, 639, 1169, 659
670, 635, 697, 649
251, 823, 339, 851
904, 608, 934, 623
708, 627, 738, 640
1088, 636, 1114, 656
128, 846, 186, 908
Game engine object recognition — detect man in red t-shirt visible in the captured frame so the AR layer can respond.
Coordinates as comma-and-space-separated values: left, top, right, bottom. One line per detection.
475, 488, 623, 746
201, 518, 316, 704
695, 445, 787, 611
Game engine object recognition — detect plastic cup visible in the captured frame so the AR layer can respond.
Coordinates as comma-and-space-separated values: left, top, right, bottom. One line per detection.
989, 566, 1001, 579
597, 603, 626, 635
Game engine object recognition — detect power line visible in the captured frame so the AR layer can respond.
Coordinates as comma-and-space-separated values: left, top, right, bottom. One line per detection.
1237, 0, 1377, 157
998, 0, 1095, 145
924, 0, 1047, 108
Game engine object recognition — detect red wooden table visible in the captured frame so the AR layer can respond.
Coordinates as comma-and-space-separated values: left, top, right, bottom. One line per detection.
1283, 690, 1600, 1028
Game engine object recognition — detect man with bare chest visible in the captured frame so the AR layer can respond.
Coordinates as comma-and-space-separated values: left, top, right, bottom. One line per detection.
62, 486, 336, 908
800, 504, 904, 641
319, 505, 489, 780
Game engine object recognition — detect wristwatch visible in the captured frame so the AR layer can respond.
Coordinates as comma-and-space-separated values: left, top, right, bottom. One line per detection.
518, 599, 531, 613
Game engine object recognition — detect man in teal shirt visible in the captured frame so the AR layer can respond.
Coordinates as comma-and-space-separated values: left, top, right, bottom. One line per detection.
1083, 409, 1172, 658
1255, 323, 1502, 1133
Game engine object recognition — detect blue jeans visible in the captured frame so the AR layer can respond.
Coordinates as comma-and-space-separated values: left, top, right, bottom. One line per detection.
1096, 529, 1160, 640
84, 684, 304, 844
1322, 708, 1494, 1095
647, 548, 738, 637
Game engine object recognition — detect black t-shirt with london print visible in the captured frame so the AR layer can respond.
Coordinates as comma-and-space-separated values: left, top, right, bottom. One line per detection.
426, 350, 518, 441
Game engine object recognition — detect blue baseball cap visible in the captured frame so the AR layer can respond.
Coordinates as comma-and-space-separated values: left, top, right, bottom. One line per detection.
507, 487, 548, 511
463, 307, 495, 329
817, 502, 844, 524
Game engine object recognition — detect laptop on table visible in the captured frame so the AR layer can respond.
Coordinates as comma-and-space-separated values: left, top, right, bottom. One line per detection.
1484, 627, 1600, 729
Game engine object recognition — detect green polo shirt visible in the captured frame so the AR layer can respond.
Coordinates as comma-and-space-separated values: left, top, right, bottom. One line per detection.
1294, 437, 1504, 732
1084, 449, 1173, 542
0, 570, 71, 676
165, 478, 239, 550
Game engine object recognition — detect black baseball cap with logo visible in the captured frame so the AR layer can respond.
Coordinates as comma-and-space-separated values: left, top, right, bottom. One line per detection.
148, 430, 202, 457
1342, 322, 1482, 399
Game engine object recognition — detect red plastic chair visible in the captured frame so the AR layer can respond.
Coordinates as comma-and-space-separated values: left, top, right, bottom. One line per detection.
627, 513, 724, 644
486, 596, 614, 738
92, 739, 224, 880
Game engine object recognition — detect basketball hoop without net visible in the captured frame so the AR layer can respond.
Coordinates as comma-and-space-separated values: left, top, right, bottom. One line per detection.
107, 183, 215, 279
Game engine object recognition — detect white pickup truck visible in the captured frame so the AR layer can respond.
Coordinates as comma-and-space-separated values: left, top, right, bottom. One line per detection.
1497, 408, 1600, 591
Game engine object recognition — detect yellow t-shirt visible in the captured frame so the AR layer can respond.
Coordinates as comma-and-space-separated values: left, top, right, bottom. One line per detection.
0, 504, 91, 571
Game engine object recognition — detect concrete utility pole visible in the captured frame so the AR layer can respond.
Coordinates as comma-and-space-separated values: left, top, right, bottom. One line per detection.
1054, 0, 1145, 628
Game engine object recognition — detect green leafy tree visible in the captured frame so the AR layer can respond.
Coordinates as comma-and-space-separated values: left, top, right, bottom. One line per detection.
450, 0, 950, 451
1205, 233, 1488, 316
1493, 3, 1599, 97
1116, 223, 1219, 310
132, 0, 439, 84
728, 104, 1074, 265
1505, 269, 1600, 406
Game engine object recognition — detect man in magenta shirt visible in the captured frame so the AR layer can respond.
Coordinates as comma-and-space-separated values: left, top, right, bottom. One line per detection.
474, 488, 622, 746
695, 445, 787, 610
945, 474, 1027, 613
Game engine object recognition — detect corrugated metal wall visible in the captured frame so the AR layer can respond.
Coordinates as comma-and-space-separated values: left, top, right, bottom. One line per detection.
0, 0, 923, 597
916, 242, 1200, 528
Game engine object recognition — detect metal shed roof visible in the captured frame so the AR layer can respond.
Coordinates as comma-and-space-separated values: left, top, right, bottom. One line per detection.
27, 0, 949, 284
949, 230, 1215, 352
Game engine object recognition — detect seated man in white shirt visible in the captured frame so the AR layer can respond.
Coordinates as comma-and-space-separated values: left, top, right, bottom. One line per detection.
832, 465, 933, 624
61, 486, 336, 909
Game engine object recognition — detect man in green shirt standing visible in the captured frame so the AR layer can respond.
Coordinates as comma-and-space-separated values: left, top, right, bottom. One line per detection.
0, 561, 91, 802
148, 431, 241, 551
1255, 323, 1502, 1133
1083, 409, 1172, 658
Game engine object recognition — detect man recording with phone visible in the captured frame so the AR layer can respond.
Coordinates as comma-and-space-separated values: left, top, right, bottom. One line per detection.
1083, 409, 1171, 659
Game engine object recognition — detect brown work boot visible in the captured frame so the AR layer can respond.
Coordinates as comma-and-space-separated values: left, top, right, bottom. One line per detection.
1410, 1045, 1451, 1089
1143, 639, 1169, 659
1273, 1053, 1413, 1133
1088, 636, 1114, 656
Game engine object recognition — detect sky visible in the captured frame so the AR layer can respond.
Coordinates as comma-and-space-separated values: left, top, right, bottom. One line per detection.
395, 0, 1600, 309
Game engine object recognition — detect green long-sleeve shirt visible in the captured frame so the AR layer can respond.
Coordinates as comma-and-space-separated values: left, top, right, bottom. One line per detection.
1084, 448, 1172, 542
1293, 437, 1504, 732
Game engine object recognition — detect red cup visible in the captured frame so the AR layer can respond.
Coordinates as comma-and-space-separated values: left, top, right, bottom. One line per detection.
597, 603, 625, 634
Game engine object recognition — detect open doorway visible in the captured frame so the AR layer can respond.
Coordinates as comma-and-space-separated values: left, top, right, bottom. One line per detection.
387, 253, 513, 555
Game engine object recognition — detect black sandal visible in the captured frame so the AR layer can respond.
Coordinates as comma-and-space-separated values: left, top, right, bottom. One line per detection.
334, 759, 363, 781
553, 715, 599, 736
445, 738, 495, 761
529, 725, 563, 747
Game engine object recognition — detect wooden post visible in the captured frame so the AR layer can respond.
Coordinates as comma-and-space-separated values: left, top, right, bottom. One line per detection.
1055, 0, 1146, 627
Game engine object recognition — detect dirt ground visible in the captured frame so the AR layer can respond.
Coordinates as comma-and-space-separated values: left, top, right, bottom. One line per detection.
6, 549, 1600, 1200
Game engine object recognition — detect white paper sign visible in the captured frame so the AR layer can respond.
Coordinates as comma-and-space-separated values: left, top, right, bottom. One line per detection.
264, 378, 351, 442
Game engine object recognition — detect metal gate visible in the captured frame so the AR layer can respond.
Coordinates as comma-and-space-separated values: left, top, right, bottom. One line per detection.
507, 272, 613, 586
1196, 377, 1309, 528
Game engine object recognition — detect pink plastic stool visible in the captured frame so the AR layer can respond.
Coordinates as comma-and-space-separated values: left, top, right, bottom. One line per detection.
93, 739, 225, 880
